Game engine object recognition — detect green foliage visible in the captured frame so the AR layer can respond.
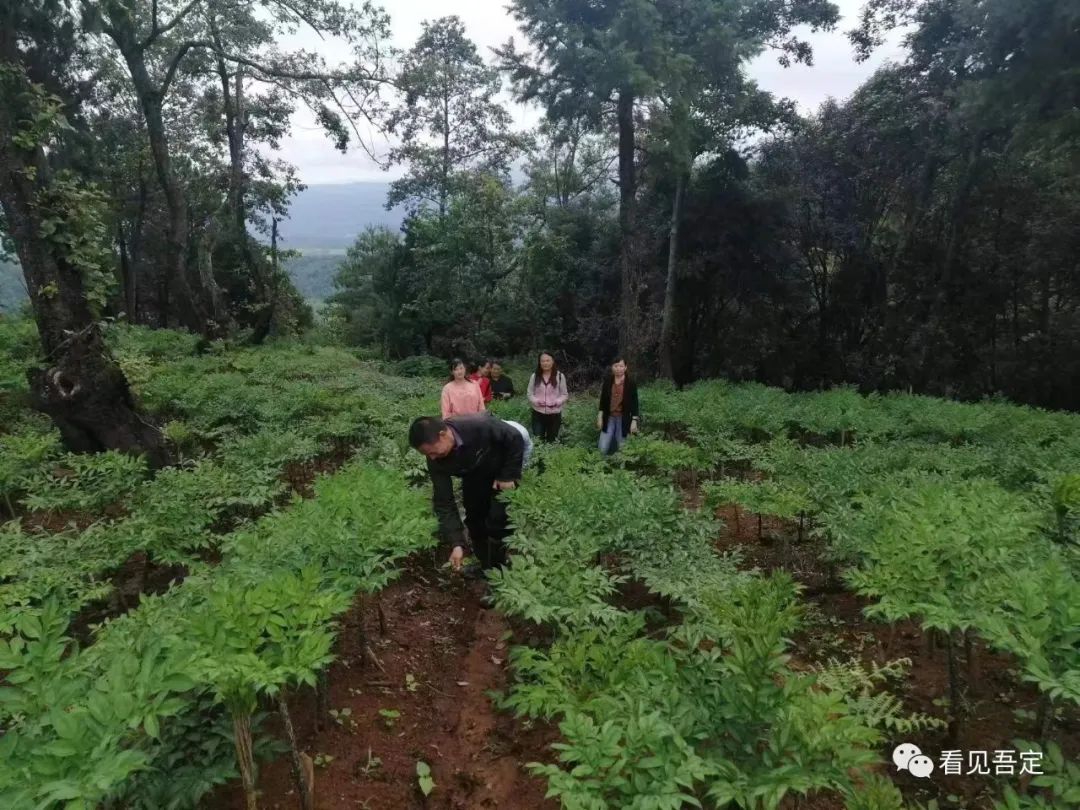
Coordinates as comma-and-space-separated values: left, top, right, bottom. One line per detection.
0, 424, 62, 512
4, 329, 1080, 809
386, 15, 519, 214
416, 760, 436, 796
810, 657, 945, 734
33, 172, 115, 313
391, 355, 447, 378
19, 450, 148, 513
843, 774, 907, 810
0, 331, 446, 807
493, 448, 882, 808
993, 741, 1080, 810
617, 437, 712, 477
843, 477, 1041, 630
0, 601, 198, 809
1051, 474, 1080, 544
705, 479, 810, 523
0, 316, 38, 398
183, 567, 348, 716
979, 555, 1080, 712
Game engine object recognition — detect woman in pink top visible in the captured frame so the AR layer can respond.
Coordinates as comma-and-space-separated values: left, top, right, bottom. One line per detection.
526, 351, 569, 441
441, 358, 486, 418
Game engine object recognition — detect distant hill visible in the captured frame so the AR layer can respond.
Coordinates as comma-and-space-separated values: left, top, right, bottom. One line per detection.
0, 183, 401, 311
1, 259, 26, 314
277, 182, 405, 300
277, 182, 404, 250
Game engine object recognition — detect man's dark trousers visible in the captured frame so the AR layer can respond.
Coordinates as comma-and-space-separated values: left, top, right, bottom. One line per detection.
462, 475, 511, 569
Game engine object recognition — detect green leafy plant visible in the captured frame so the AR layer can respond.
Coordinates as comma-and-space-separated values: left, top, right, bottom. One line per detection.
329, 707, 357, 732
20, 450, 148, 513
416, 760, 435, 797
994, 741, 1080, 810
378, 708, 400, 730
811, 657, 945, 734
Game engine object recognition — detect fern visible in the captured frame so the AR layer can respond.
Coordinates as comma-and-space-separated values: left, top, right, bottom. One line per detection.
812, 656, 946, 734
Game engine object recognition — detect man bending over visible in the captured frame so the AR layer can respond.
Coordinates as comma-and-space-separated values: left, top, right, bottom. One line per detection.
408, 413, 531, 573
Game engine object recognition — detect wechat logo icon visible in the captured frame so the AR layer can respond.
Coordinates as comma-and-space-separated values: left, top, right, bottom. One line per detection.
894, 743, 935, 779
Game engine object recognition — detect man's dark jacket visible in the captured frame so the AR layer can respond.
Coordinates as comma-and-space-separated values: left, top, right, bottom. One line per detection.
427, 414, 525, 548
491, 375, 515, 398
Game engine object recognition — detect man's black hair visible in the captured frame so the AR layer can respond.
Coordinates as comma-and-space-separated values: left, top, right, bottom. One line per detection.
409, 416, 447, 448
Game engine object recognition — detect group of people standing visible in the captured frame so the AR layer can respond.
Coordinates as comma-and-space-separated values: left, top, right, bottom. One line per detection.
412, 351, 642, 583
438, 352, 640, 455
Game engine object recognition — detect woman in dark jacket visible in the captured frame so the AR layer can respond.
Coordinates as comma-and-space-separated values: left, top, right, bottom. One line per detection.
596, 356, 640, 455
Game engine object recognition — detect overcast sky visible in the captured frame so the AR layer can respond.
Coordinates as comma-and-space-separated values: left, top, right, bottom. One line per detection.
280, 0, 906, 185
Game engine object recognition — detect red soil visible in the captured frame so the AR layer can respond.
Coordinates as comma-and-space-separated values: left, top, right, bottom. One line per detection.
209, 555, 558, 810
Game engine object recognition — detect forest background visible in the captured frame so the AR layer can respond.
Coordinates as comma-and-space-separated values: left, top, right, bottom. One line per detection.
1, 0, 1078, 462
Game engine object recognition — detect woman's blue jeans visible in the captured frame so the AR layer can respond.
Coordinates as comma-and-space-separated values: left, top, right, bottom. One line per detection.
598, 415, 625, 455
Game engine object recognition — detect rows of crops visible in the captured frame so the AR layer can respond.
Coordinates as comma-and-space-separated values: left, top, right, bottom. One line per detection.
1, 320, 1078, 808
0, 325, 439, 808
485, 383, 1080, 809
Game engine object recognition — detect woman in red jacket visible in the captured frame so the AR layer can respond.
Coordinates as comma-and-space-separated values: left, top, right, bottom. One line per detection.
469, 360, 493, 404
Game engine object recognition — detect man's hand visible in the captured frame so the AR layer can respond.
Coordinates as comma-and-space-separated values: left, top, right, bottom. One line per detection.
449, 545, 465, 571
596, 413, 603, 430
492, 480, 517, 491
630, 419, 639, 435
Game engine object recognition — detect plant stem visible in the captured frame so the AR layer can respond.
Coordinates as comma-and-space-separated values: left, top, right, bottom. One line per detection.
964, 628, 978, 696
377, 597, 387, 635
277, 693, 313, 810
757, 513, 763, 541
357, 594, 367, 652
946, 630, 961, 744
1034, 693, 1053, 741
232, 711, 258, 810
315, 670, 329, 727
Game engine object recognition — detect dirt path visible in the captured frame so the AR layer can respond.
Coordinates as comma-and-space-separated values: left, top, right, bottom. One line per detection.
211, 555, 557, 810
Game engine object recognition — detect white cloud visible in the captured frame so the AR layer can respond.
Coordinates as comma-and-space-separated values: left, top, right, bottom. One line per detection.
274, 0, 906, 185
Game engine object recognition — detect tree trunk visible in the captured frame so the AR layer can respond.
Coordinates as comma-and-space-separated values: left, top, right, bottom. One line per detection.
125, 51, 206, 333
232, 711, 258, 810
105, 19, 231, 337
277, 694, 314, 810
440, 87, 450, 217
658, 172, 685, 379
250, 218, 278, 345
213, 21, 274, 343
0, 80, 169, 466
941, 134, 985, 292
616, 89, 638, 362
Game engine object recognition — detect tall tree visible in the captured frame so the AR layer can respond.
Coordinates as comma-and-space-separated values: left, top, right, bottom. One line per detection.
81, 0, 394, 336
498, 0, 667, 364
83, 0, 233, 335
386, 16, 520, 216
0, 2, 167, 463
499, 0, 839, 369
